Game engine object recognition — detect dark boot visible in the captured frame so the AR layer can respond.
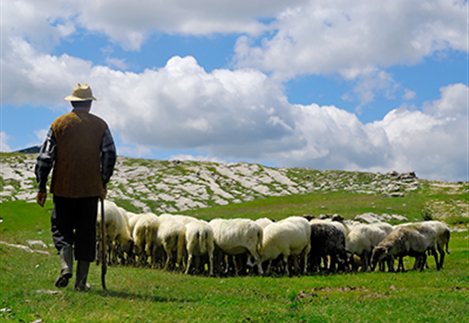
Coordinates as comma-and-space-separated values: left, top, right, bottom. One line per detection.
75, 260, 91, 291
55, 246, 73, 288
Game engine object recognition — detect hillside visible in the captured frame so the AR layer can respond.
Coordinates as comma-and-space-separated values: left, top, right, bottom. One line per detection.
1, 153, 468, 322
0, 152, 467, 221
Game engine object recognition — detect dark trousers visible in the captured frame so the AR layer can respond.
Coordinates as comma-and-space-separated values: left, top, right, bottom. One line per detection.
51, 196, 98, 262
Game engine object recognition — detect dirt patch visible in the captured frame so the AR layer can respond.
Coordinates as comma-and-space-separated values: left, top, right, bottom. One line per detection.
297, 285, 397, 300
311, 286, 368, 292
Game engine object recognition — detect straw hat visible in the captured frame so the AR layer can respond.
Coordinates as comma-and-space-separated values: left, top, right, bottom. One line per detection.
64, 83, 97, 101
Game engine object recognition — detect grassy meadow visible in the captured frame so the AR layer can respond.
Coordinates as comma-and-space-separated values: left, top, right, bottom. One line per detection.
1, 186, 468, 322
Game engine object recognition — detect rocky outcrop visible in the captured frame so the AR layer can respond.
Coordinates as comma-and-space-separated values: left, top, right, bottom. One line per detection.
0, 153, 422, 213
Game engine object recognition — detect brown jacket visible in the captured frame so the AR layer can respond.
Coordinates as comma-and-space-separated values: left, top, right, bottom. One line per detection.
50, 110, 108, 198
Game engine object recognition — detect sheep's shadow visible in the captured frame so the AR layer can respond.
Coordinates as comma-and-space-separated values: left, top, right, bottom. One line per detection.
93, 289, 199, 303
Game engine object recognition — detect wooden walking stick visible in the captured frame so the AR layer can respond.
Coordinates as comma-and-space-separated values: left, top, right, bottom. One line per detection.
100, 197, 107, 290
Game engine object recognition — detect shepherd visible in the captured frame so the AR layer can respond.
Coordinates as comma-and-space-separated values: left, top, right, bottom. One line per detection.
35, 83, 117, 291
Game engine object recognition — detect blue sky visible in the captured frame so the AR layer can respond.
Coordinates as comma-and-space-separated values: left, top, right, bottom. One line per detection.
1, 0, 468, 181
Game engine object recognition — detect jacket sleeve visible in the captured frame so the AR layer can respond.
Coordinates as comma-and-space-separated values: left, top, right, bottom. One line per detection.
35, 128, 56, 192
100, 127, 117, 186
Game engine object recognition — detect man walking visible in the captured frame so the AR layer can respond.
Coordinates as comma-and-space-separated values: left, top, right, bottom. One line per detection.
35, 83, 117, 291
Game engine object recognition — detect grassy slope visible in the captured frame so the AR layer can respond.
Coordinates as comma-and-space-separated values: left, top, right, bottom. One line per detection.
184, 183, 468, 224
1, 191, 468, 322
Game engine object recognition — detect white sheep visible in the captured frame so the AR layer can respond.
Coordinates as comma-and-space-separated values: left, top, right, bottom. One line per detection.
132, 212, 159, 267
97, 200, 133, 265
255, 217, 274, 229
426, 220, 451, 269
261, 216, 311, 276
184, 220, 215, 276
209, 218, 264, 275
159, 213, 198, 225
156, 215, 187, 271
124, 210, 140, 233
345, 223, 388, 271
369, 222, 393, 235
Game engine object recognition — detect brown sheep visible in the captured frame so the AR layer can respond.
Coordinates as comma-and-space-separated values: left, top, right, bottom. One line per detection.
371, 227, 429, 272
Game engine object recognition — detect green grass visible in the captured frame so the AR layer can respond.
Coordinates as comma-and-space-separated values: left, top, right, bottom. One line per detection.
184, 190, 433, 222
1, 199, 468, 322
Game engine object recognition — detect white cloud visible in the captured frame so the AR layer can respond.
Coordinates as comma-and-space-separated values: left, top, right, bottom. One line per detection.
403, 89, 416, 101
105, 57, 128, 70
235, 0, 467, 79
76, 0, 307, 50
1, 0, 76, 52
34, 129, 49, 144
2, 29, 467, 180
373, 83, 469, 180
271, 104, 393, 171
0, 132, 12, 152
92, 56, 296, 157
341, 69, 399, 109
1, 37, 94, 107
118, 144, 152, 158
1, 0, 307, 51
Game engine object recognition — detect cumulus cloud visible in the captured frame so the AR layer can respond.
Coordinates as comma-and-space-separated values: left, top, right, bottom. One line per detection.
1, 0, 307, 51
0, 132, 12, 152
34, 129, 49, 145
0, 37, 94, 107
3, 34, 467, 180
341, 69, 400, 109
372, 83, 468, 181
92, 56, 296, 156
1, 0, 75, 52
1, 0, 466, 181
235, 0, 467, 79
74, 0, 307, 50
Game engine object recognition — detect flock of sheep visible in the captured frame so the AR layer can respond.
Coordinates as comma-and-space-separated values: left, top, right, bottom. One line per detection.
97, 200, 451, 276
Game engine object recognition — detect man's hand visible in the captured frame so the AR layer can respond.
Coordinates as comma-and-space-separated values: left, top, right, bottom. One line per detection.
100, 187, 107, 200
36, 192, 47, 207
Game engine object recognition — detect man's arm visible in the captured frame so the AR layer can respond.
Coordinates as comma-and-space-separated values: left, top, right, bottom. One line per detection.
100, 128, 117, 187
35, 128, 56, 206
35, 128, 56, 192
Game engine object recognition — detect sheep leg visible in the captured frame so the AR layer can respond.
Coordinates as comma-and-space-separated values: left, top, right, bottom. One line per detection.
303, 244, 311, 274
419, 253, 427, 272
398, 256, 405, 272
361, 252, 369, 272
437, 245, 445, 270
266, 260, 272, 275
151, 243, 158, 268
387, 256, 394, 272
379, 259, 385, 272
233, 256, 240, 276
322, 256, 329, 271
329, 256, 337, 273
292, 256, 300, 275
208, 251, 214, 276
284, 255, 290, 276
430, 248, 439, 271
163, 245, 172, 271
247, 247, 264, 275
185, 254, 193, 274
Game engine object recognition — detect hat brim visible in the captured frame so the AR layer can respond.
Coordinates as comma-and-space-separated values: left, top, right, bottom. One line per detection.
64, 95, 97, 101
